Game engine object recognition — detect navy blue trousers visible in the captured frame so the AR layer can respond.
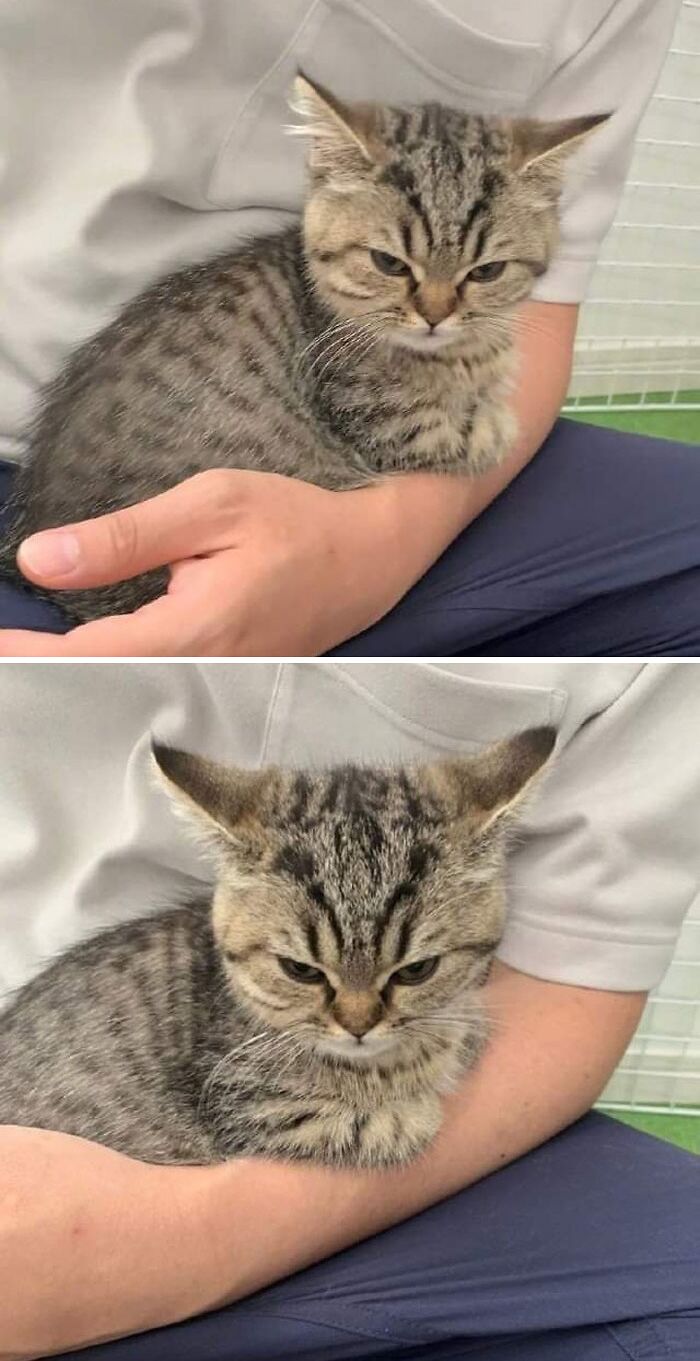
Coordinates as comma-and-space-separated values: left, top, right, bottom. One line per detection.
2, 420, 699, 655
56, 1114, 699, 1361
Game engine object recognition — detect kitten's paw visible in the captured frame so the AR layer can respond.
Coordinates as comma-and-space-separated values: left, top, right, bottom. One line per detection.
351, 1096, 443, 1169
258, 1096, 443, 1169
466, 402, 519, 474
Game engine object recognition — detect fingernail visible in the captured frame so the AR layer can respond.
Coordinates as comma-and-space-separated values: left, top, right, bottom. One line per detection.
19, 531, 81, 578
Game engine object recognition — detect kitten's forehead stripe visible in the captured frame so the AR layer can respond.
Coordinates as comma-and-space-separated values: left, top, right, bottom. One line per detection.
418, 209, 435, 255
384, 881, 416, 914
318, 896, 346, 955
305, 919, 319, 958
397, 917, 414, 962
273, 844, 316, 881
291, 772, 312, 823
305, 880, 327, 907
409, 842, 437, 877
371, 883, 415, 952
474, 222, 489, 261
460, 198, 488, 251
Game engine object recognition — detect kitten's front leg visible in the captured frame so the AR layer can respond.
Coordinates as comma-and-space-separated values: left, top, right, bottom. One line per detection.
231, 1094, 444, 1169
349, 1095, 444, 1168
464, 397, 518, 474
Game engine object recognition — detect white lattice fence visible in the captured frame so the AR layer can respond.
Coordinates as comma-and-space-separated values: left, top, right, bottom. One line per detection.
568, 0, 700, 1117
601, 903, 700, 1115
565, 0, 700, 414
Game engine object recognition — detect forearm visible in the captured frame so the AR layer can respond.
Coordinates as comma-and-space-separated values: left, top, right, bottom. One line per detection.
365, 300, 579, 606
167, 961, 645, 1313
5, 961, 645, 1358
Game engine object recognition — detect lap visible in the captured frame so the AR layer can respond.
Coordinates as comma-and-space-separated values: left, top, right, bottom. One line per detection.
335, 420, 700, 657
59, 1113, 700, 1361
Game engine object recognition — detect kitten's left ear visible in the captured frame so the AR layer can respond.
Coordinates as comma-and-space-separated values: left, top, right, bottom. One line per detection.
511, 112, 612, 174
151, 742, 279, 856
428, 726, 556, 833
287, 71, 379, 180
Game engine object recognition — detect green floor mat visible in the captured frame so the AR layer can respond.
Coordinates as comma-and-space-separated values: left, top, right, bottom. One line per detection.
564, 389, 700, 445
600, 1108, 700, 1154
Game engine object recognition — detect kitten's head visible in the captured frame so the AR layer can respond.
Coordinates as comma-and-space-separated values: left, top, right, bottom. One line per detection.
153, 727, 554, 1069
289, 73, 609, 355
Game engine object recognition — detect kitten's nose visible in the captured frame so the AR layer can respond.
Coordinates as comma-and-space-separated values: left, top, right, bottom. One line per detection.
414, 282, 456, 328
333, 990, 383, 1039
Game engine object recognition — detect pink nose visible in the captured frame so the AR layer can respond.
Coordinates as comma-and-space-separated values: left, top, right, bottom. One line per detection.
414, 285, 456, 327
333, 992, 383, 1038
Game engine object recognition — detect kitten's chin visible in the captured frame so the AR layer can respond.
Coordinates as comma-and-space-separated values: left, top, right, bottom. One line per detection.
386, 327, 465, 355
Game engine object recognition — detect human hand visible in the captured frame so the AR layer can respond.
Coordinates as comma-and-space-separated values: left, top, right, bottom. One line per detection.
0, 1125, 226, 1359
0, 470, 421, 657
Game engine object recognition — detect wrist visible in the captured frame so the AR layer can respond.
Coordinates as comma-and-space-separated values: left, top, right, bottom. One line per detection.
338, 474, 474, 614
143, 1162, 241, 1323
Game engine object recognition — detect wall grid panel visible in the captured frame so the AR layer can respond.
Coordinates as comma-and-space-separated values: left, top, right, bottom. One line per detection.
564, 0, 700, 413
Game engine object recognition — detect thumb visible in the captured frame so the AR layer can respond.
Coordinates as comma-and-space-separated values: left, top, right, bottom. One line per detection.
16, 473, 241, 589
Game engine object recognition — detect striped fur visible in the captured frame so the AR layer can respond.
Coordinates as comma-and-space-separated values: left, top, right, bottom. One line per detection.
0, 730, 554, 1168
0, 77, 601, 620
0, 77, 607, 622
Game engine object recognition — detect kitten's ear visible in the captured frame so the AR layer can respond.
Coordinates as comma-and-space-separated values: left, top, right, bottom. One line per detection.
287, 71, 378, 179
429, 726, 556, 832
510, 113, 612, 174
151, 742, 278, 856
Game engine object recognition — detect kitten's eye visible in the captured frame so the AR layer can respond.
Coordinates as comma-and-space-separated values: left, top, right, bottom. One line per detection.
391, 957, 440, 986
468, 261, 507, 283
370, 249, 412, 278
278, 956, 326, 984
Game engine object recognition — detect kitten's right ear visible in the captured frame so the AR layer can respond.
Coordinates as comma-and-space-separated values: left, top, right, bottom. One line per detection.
151, 742, 279, 856
287, 71, 379, 181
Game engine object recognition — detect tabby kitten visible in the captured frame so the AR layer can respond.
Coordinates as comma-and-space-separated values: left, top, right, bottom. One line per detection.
0, 74, 608, 622
0, 727, 554, 1168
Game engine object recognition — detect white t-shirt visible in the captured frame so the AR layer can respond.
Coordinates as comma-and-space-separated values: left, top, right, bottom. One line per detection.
0, 0, 679, 460
0, 660, 697, 1004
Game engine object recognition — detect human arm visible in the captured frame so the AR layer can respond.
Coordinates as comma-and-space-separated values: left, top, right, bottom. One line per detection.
0, 959, 645, 1359
0, 301, 577, 657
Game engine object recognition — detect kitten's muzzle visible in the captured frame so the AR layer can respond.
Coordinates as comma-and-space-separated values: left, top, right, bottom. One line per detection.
317, 1031, 398, 1062
388, 324, 461, 353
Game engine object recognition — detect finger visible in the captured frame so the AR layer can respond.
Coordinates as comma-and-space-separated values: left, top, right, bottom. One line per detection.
0, 549, 253, 656
66, 551, 259, 657
0, 595, 194, 657
15, 470, 251, 590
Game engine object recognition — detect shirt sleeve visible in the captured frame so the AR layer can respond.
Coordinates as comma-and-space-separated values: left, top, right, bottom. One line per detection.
529, 0, 681, 304
498, 663, 700, 991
